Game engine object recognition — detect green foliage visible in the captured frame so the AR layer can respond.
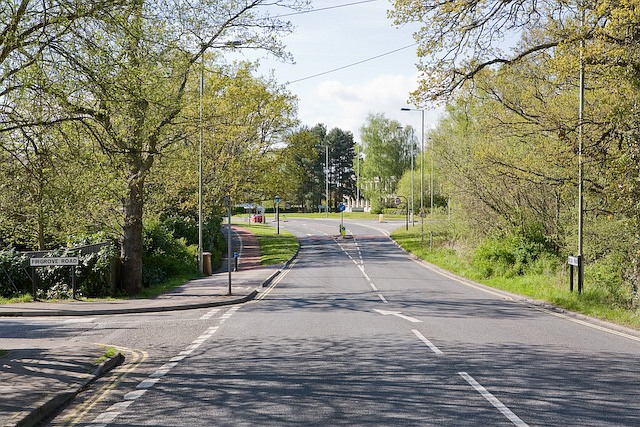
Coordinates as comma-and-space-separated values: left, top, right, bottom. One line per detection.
0, 249, 31, 298
472, 230, 558, 278
142, 219, 198, 287
0, 239, 116, 300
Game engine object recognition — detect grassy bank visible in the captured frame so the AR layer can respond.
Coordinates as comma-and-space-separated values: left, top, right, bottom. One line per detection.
391, 225, 640, 330
238, 223, 299, 265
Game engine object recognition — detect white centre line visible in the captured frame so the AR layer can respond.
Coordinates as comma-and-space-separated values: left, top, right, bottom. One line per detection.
412, 329, 443, 354
459, 372, 529, 427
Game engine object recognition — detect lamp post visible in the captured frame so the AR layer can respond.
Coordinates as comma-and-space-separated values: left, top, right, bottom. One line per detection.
197, 41, 241, 274
325, 144, 329, 218
577, 6, 585, 293
401, 107, 425, 243
397, 126, 414, 224
198, 55, 204, 274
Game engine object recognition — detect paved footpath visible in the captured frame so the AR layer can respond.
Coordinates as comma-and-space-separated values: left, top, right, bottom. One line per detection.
0, 225, 293, 427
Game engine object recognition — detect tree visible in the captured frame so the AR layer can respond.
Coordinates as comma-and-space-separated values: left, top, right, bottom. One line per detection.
326, 128, 356, 209
389, 1, 586, 103
33, 0, 306, 294
0, 1, 122, 126
359, 113, 412, 209
267, 127, 322, 211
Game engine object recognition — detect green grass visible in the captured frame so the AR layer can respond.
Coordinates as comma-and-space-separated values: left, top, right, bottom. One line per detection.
238, 223, 299, 265
236, 211, 407, 221
95, 346, 118, 364
0, 294, 34, 304
0, 349, 8, 358
391, 225, 640, 330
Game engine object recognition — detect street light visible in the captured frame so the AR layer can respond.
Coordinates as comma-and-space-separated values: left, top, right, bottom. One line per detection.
397, 126, 414, 224
401, 107, 426, 244
198, 41, 241, 274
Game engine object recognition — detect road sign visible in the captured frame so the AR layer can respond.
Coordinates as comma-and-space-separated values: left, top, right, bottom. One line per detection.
568, 255, 580, 266
338, 202, 346, 212
30, 257, 79, 267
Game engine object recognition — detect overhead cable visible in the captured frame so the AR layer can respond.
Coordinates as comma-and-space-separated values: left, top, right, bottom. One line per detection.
287, 43, 418, 84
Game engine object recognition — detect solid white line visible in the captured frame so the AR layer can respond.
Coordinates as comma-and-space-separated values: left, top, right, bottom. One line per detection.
412, 329, 443, 354
459, 372, 528, 427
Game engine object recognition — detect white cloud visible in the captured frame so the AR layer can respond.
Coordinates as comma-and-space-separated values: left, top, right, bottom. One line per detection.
297, 73, 441, 140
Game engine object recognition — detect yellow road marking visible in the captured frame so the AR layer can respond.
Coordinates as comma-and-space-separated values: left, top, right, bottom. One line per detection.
61, 344, 148, 426
255, 259, 297, 301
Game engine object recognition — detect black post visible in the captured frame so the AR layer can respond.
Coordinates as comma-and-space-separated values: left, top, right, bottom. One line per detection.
32, 267, 37, 301
406, 203, 409, 231
577, 255, 583, 294
225, 196, 232, 296
569, 264, 574, 292
72, 266, 76, 299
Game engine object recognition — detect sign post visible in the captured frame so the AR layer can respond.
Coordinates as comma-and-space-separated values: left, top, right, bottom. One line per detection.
275, 195, 281, 235
224, 196, 232, 295
29, 257, 79, 300
338, 202, 346, 237
568, 255, 582, 294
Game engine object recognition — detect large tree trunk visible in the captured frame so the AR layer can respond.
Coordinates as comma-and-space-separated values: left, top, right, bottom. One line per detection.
120, 174, 145, 295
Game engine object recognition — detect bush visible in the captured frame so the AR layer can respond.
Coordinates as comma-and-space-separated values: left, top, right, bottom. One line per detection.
142, 219, 198, 287
0, 239, 116, 299
0, 248, 31, 298
472, 230, 558, 278
161, 213, 224, 269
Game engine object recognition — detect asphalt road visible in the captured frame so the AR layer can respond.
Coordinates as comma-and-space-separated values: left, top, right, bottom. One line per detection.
7, 218, 640, 426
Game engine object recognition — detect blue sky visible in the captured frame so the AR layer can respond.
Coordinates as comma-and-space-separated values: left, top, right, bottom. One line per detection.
237, 0, 443, 141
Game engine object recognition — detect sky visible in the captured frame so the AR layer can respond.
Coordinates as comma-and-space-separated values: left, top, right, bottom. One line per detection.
234, 0, 442, 141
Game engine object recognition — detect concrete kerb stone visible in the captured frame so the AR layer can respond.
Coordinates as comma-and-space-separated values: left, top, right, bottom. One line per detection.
261, 247, 300, 288
0, 291, 260, 318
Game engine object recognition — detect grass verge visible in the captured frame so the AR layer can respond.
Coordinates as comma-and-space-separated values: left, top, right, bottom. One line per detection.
238, 223, 299, 265
391, 226, 640, 330
0, 294, 34, 304
0, 349, 8, 358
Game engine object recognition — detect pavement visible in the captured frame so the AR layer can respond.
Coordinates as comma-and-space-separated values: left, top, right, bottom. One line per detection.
0, 225, 294, 427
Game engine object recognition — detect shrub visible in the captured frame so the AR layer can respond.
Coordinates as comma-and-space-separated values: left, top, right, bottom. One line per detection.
0, 238, 116, 299
472, 230, 558, 278
0, 248, 31, 298
142, 219, 198, 287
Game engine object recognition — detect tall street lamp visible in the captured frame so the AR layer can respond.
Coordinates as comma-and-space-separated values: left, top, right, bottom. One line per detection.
401, 107, 425, 243
198, 41, 241, 274
397, 126, 414, 224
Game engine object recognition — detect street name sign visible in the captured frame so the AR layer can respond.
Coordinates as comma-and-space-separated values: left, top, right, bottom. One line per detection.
30, 257, 79, 267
